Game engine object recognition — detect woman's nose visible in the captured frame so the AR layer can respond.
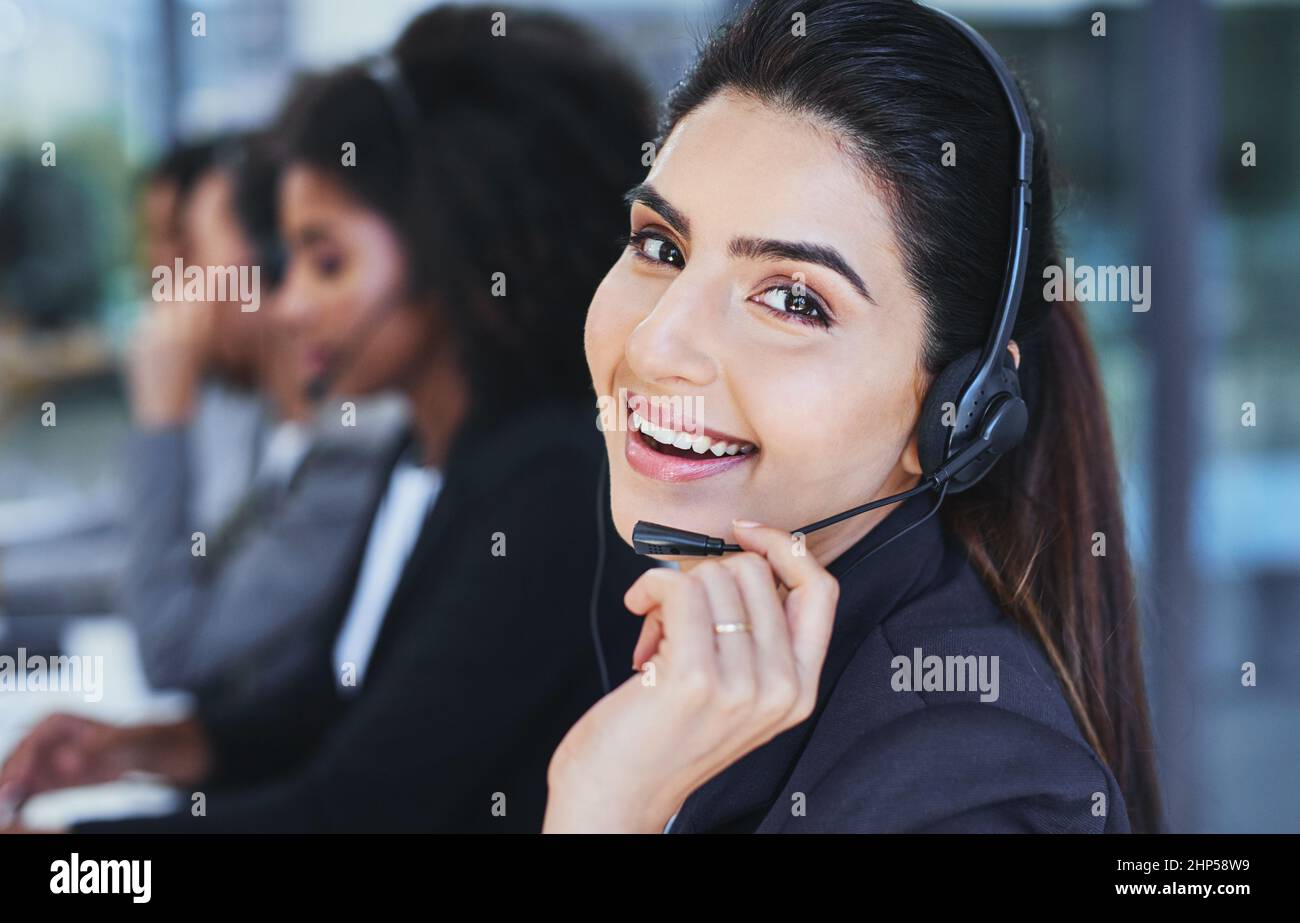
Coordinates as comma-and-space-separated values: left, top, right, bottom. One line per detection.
624, 281, 720, 389
272, 266, 315, 331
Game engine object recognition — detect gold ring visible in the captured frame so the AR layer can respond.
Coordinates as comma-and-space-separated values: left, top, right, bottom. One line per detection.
713, 622, 751, 635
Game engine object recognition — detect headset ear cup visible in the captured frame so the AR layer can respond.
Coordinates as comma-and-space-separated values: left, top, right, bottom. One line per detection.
917, 350, 982, 476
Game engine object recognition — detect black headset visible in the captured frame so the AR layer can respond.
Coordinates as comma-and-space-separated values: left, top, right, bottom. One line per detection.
628, 7, 1034, 562
363, 53, 424, 147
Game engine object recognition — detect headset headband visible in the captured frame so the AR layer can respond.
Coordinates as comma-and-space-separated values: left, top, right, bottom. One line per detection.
928, 6, 1034, 385
364, 53, 423, 145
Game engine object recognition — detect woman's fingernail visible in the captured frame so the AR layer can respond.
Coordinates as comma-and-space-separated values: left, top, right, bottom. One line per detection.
732, 519, 761, 528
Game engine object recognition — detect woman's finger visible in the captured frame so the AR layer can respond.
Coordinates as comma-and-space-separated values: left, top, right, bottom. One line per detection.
630, 608, 663, 671
721, 550, 799, 723
730, 521, 830, 592
731, 521, 839, 690
623, 568, 716, 680
0, 727, 47, 798
690, 561, 755, 698
0, 721, 62, 806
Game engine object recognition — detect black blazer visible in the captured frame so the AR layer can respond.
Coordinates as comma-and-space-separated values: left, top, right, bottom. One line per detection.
668, 492, 1132, 834
76, 398, 649, 833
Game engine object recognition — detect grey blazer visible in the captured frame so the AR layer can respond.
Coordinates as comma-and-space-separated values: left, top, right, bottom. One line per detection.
119, 402, 407, 713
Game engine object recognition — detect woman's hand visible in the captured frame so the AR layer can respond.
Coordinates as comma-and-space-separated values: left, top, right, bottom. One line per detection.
0, 715, 212, 815
543, 520, 839, 833
125, 300, 216, 428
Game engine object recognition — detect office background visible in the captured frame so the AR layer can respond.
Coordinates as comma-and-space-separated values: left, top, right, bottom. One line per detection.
0, 0, 1297, 832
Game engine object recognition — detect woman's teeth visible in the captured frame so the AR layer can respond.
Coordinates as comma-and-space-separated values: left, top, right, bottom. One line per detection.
628, 411, 755, 457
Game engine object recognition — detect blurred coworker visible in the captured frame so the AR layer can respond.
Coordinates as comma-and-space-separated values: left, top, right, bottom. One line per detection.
136, 142, 218, 290
121, 134, 408, 709
125, 138, 270, 538
0, 5, 653, 833
0, 144, 219, 620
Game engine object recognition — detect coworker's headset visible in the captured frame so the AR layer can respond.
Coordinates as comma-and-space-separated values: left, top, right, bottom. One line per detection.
628, 7, 1034, 568
302, 55, 427, 403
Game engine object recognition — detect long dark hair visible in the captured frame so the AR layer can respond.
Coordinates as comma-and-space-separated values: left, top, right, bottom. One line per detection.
663, 0, 1161, 833
275, 5, 652, 414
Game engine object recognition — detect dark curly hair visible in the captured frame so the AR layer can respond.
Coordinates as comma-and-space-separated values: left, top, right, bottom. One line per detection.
274, 4, 653, 414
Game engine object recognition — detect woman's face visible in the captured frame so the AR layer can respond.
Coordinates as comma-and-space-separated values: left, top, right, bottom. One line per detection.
585, 89, 930, 564
139, 178, 181, 277
276, 164, 435, 397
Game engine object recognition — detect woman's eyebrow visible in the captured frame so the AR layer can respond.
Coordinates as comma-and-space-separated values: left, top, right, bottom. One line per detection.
729, 236, 875, 304
295, 224, 331, 247
621, 184, 873, 304
623, 182, 690, 239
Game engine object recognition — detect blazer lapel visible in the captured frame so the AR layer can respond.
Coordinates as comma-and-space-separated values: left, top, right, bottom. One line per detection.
358, 398, 597, 679
315, 428, 417, 642
361, 469, 462, 670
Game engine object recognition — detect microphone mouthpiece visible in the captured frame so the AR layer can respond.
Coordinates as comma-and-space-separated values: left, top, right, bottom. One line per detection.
632, 521, 728, 557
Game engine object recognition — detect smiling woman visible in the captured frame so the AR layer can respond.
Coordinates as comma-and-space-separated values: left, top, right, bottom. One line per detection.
592, 87, 931, 565
546, 0, 1161, 834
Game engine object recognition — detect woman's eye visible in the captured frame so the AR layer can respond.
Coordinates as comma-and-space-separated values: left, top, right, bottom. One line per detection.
628, 231, 684, 269
313, 254, 344, 278
753, 284, 830, 327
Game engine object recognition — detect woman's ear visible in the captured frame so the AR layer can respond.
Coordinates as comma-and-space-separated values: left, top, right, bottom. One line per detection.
1008, 339, 1021, 369
902, 366, 929, 477
901, 431, 924, 477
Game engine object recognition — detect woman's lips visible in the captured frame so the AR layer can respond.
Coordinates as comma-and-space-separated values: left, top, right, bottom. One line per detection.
625, 391, 753, 449
623, 424, 756, 482
303, 346, 332, 377
618, 391, 759, 482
